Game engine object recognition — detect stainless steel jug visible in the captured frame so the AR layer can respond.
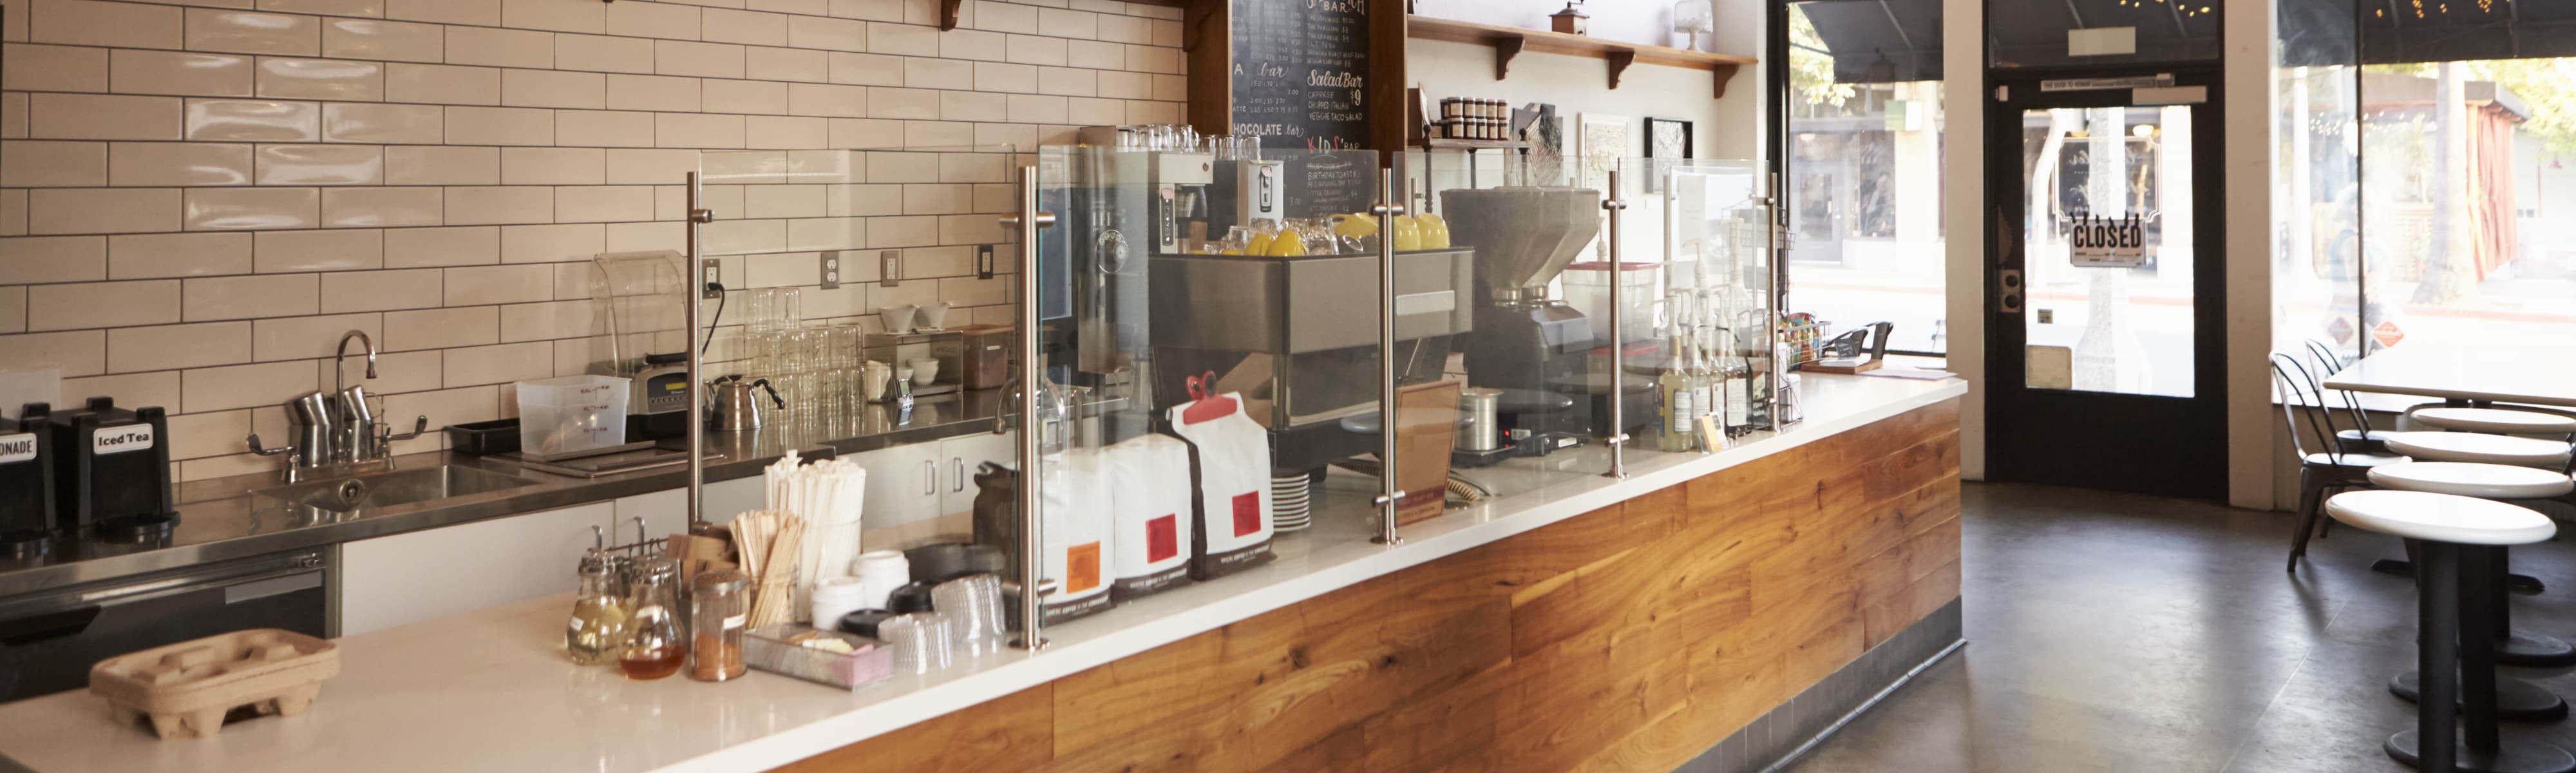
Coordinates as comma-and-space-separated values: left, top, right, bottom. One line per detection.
708, 376, 784, 431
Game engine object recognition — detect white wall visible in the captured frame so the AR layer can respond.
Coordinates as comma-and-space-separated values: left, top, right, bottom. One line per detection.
1942, 0, 1987, 480
1408, 0, 1768, 161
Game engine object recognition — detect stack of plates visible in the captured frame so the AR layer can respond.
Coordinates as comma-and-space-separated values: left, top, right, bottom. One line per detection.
1271, 473, 1312, 533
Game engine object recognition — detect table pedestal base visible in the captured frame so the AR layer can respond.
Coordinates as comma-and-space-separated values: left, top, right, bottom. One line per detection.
2387, 730, 2575, 773
2393, 671, 2570, 722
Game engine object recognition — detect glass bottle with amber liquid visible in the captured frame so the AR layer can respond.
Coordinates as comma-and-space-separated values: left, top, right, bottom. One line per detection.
618, 557, 687, 680
565, 550, 629, 665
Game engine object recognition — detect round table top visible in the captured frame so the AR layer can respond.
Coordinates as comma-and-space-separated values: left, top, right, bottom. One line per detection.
2383, 431, 2573, 466
2414, 407, 2576, 435
2325, 490, 2556, 545
2368, 461, 2576, 500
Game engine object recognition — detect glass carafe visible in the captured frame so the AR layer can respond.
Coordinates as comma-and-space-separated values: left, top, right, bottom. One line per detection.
617, 557, 686, 680
565, 550, 629, 665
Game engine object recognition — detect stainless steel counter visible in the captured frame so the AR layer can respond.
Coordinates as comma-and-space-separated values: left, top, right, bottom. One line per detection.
0, 389, 1018, 599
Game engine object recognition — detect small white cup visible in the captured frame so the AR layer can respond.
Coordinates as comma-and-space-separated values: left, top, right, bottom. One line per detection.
908, 358, 940, 387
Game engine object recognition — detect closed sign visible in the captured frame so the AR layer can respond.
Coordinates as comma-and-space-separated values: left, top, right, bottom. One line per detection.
0, 433, 32, 464
2069, 213, 2148, 269
93, 425, 154, 455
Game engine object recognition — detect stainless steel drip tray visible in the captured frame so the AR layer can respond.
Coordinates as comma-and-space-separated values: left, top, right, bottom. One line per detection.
488, 445, 721, 478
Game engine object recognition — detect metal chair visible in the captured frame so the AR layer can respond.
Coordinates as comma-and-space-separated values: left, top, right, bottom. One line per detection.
2277, 352, 2410, 573
2304, 338, 2409, 453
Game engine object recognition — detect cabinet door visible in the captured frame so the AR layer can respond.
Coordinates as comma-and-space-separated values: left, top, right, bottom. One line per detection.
339, 502, 613, 636
851, 443, 942, 533
938, 431, 1017, 519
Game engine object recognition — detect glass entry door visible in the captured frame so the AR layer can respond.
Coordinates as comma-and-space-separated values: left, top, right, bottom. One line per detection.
1985, 70, 2227, 498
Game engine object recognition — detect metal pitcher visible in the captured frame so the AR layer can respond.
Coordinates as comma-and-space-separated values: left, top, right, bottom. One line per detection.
708, 376, 784, 431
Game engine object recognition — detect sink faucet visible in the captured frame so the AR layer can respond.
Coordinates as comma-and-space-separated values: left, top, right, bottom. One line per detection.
250, 329, 425, 482
336, 329, 377, 394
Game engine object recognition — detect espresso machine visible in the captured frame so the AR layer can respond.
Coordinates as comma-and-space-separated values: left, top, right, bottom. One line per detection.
1441, 187, 1652, 463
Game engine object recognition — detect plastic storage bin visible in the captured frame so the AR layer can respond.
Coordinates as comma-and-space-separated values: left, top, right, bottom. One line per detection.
1561, 261, 1660, 345
515, 376, 630, 458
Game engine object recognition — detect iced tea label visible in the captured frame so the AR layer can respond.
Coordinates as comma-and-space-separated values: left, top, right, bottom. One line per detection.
0, 433, 32, 464
93, 425, 154, 455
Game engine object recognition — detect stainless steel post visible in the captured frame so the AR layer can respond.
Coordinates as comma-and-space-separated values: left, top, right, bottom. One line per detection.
1000, 163, 1056, 650
685, 172, 712, 526
1369, 168, 1406, 546
1763, 171, 1785, 432
1601, 169, 1629, 479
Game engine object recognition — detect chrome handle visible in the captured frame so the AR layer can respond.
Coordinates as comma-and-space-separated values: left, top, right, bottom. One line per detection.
1371, 168, 1403, 547
1601, 169, 1629, 480
923, 459, 935, 495
382, 415, 428, 443
1012, 163, 1049, 652
246, 434, 294, 457
952, 458, 964, 493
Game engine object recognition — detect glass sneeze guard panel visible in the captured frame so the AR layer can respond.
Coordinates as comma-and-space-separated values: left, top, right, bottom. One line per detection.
1025, 144, 1392, 628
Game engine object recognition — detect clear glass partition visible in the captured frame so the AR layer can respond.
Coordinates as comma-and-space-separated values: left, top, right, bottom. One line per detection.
1389, 149, 1617, 502
691, 144, 1030, 609
1022, 144, 1390, 626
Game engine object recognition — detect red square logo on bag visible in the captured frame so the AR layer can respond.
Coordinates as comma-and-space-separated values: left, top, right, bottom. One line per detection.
1231, 491, 1260, 537
1146, 514, 1178, 562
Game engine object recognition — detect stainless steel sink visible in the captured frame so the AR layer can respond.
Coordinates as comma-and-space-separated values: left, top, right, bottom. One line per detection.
251, 465, 542, 521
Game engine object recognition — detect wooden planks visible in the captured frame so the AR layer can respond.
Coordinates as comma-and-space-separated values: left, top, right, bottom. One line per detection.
782, 401, 1961, 773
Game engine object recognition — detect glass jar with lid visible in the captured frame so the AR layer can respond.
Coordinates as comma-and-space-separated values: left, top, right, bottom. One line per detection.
618, 557, 685, 680
565, 549, 629, 665
688, 569, 750, 682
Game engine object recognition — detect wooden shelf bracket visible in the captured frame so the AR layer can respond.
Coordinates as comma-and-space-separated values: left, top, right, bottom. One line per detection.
1492, 35, 1525, 81
938, 0, 962, 30
1605, 50, 1635, 90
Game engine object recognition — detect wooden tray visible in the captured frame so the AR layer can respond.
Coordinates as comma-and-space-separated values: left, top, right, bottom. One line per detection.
90, 629, 340, 740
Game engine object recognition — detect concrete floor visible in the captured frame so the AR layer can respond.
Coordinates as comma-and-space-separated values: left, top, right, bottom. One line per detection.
1787, 482, 2576, 773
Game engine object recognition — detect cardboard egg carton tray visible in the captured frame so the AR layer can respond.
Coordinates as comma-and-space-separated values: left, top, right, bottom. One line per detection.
89, 629, 341, 740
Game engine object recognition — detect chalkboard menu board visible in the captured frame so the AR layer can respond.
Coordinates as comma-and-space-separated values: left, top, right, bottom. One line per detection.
1229, 0, 1369, 150
1287, 152, 1376, 217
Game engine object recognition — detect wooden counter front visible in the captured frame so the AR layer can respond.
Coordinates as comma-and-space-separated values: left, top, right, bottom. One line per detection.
781, 400, 1962, 772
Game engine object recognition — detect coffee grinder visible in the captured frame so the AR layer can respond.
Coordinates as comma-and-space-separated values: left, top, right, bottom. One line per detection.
1441, 186, 1653, 464
588, 251, 694, 439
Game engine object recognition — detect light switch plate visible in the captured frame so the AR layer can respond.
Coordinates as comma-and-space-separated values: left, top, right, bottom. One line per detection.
820, 252, 842, 290
700, 258, 722, 298
880, 250, 902, 287
976, 245, 995, 280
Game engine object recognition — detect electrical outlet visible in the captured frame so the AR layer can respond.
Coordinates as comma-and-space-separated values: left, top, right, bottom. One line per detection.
880, 250, 902, 287
700, 258, 722, 298
819, 252, 841, 290
976, 245, 995, 280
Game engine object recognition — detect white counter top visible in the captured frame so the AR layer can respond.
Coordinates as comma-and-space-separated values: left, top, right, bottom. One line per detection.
0, 374, 1965, 773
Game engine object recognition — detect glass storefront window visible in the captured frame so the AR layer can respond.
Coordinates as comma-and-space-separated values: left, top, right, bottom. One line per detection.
1783, 0, 1949, 355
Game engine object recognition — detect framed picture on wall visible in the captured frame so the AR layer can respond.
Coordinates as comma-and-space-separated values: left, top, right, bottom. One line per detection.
1575, 113, 1629, 259
1644, 118, 1694, 193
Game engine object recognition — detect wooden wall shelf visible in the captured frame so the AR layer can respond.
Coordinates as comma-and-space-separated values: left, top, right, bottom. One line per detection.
1405, 15, 1757, 99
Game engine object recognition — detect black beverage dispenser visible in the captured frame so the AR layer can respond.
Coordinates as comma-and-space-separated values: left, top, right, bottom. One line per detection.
0, 408, 53, 557
42, 397, 179, 540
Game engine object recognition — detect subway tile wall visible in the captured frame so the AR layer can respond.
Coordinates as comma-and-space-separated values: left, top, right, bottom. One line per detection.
0, 0, 1187, 481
